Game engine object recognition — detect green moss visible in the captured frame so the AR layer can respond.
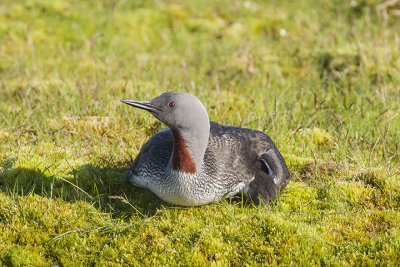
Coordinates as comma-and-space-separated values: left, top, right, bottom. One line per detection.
3, 245, 46, 267
0, 0, 399, 265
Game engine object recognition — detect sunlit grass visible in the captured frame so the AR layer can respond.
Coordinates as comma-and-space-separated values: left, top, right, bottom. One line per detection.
0, 0, 399, 265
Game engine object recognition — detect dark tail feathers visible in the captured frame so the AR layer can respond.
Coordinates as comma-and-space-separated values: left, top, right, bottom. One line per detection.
259, 148, 291, 190
246, 148, 290, 204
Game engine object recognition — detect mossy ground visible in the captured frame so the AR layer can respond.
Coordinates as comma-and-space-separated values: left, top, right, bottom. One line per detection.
1, 0, 400, 265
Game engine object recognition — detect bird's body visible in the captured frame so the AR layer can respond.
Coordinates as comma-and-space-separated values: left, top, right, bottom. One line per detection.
122, 92, 290, 206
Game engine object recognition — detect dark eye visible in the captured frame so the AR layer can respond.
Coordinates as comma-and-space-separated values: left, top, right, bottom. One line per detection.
168, 102, 175, 108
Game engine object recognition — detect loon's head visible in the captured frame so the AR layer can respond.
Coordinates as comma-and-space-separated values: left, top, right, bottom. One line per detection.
122, 92, 211, 174
122, 92, 209, 131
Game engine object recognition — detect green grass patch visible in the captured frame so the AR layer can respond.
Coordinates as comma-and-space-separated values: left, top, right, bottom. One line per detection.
0, 0, 399, 265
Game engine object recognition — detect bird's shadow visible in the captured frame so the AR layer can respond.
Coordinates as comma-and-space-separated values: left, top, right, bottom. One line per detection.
0, 157, 167, 219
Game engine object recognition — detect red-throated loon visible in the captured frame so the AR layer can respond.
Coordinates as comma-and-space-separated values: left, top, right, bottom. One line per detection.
122, 92, 290, 206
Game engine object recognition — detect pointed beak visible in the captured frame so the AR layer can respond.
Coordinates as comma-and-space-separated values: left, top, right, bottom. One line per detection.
121, 100, 161, 113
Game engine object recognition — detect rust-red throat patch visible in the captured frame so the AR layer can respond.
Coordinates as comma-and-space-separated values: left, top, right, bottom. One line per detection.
171, 130, 197, 174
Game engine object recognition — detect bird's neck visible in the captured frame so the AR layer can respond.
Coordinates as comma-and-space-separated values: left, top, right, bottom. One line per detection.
170, 123, 210, 174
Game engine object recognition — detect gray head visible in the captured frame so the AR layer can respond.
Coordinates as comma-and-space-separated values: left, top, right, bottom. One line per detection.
122, 92, 211, 168
122, 92, 209, 131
